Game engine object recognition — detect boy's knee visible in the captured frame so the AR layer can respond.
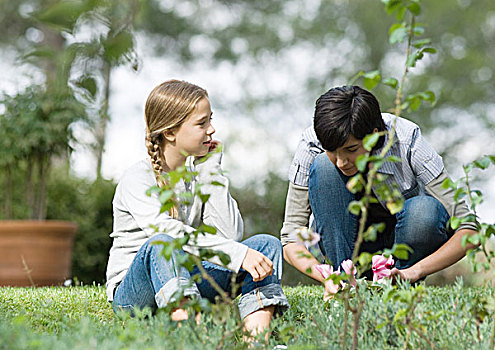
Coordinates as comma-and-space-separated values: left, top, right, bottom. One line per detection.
396, 196, 449, 245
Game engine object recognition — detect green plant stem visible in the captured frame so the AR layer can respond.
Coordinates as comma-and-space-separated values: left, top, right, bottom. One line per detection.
351, 286, 365, 350
490, 312, 495, 349
463, 166, 478, 217
394, 15, 415, 119
190, 255, 232, 305
341, 292, 350, 349
351, 13, 416, 264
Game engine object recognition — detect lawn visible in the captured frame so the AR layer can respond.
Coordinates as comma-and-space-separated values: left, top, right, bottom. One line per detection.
0, 281, 494, 349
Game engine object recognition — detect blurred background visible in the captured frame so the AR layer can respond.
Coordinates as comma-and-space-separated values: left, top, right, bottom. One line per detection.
1, 0, 494, 286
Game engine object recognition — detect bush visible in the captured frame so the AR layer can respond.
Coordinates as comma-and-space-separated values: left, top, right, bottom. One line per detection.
46, 170, 115, 284
0, 282, 494, 349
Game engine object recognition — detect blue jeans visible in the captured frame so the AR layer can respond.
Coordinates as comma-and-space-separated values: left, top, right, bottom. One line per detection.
112, 234, 289, 319
308, 153, 451, 270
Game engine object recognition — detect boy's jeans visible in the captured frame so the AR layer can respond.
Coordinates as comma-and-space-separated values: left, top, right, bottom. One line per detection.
308, 153, 451, 270
112, 234, 289, 319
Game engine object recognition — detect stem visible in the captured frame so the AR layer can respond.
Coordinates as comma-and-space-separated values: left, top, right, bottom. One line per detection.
351, 286, 365, 350
394, 15, 415, 119
490, 312, 495, 349
341, 291, 350, 349
190, 255, 232, 305
311, 315, 329, 338
351, 13, 416, 264
463, 166, 478, 218
408, 324, 438, 350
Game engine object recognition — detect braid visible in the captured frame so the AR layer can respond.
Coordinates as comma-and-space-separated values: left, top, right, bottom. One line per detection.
146, 131, 179, 219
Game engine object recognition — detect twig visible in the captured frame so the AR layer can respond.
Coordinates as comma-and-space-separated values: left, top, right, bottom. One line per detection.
190, 255, 232, 305
311, 315, 328, 338
408, 323, 438, 350
21, 255, 35, 287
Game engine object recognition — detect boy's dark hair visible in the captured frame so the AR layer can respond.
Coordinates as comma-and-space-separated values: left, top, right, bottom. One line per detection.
313, 85, 386, 151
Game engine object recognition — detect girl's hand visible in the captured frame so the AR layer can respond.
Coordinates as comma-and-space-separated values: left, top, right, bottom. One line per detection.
241, 248, 273, 282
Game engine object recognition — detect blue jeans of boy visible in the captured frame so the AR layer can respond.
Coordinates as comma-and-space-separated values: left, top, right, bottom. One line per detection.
112, 234, 289, 319
308, 153, 451, 270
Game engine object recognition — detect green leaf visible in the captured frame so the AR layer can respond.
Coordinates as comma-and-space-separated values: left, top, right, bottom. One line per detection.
450, 216, 461, 230
363, 133, 380, 151
386, 198, 404, 214
406, 2, 421, 15
356, 154, 370, 172
454, 188, 467, 202
363, 70, 381, 90
358, 252, 373, 268
385, 155, 402, 163
159, 190, 174, 204
389, 23, 407, 44
75, 77, 97, 99
33, 0, 93, 33
348, 201, 363, 215
412, 39, 431, 48
382, 77, 398, 89
103, 30, 134, 64
441, 178, 456, 190
473, 156, 491, 170
422, 47, 437, 54
198, 223, 217, 235
346, 174, 364, 193
390, 243, 412, 260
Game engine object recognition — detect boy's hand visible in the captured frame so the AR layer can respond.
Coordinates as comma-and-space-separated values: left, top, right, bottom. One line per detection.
323, 278, 340, 301
241, 248, 273, 282
390, 267, 420, 283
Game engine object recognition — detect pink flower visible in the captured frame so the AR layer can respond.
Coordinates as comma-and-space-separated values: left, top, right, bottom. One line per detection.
372, 254, 395, 283
315, 264, 341, 296
296, 227, 321, 246
315, 264, 338, 279
340, 259, 357, 286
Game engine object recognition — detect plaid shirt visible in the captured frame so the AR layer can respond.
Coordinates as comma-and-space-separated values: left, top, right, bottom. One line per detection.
288, 113, 444, 206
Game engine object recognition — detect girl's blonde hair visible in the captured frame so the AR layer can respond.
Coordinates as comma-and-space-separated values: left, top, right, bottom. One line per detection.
145, 79, 208, 218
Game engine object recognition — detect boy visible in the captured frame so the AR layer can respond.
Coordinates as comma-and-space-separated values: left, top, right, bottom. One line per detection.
281, 85, 477, 298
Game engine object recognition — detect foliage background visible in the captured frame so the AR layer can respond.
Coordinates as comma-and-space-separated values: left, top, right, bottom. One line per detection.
0, 0, 494, 284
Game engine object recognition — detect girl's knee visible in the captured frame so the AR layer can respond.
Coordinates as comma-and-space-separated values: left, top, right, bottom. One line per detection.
148, 233, 175, 244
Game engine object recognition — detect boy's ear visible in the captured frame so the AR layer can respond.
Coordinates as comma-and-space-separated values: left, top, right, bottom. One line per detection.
373, 128, 378, 133
163, 129, 176, 142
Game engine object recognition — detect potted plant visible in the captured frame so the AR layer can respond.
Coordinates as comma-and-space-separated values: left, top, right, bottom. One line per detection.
0, 85, 86, 286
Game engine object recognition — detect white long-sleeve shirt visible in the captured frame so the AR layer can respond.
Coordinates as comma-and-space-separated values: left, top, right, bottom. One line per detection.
106, 152, 248, 301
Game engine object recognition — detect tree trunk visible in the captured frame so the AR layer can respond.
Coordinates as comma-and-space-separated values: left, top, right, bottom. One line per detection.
4, 166, 12, 220
36, 154, 49, 221
26, 155, 35, 219
95, 61, 111, 179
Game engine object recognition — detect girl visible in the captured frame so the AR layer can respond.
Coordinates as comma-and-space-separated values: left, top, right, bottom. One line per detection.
106, 80, 288, 336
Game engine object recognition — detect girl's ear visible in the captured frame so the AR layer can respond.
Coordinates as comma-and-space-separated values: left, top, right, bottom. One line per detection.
373, 128, 379, 133
163, 129, 176, 142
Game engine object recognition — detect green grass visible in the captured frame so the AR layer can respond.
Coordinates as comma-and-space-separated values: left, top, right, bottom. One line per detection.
0, 281, 494, 349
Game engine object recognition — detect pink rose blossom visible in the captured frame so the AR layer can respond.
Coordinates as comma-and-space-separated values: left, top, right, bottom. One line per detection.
315, 264, 341, 295
340, 259, 357, 286
372, 254, 395, 282
296, 227, 321, 246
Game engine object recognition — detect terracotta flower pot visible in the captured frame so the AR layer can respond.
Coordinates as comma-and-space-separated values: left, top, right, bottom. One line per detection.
0, 221, 77, 287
